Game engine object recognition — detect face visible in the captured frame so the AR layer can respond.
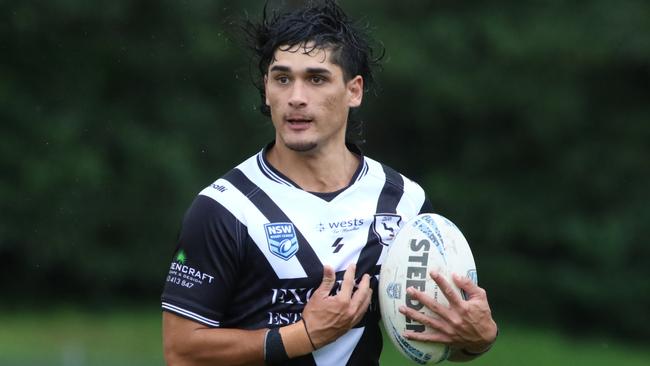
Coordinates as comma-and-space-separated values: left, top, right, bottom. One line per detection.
264, 44, 363, 153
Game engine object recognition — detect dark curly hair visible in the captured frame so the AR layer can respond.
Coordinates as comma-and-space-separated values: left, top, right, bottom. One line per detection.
243, 0, 384, 144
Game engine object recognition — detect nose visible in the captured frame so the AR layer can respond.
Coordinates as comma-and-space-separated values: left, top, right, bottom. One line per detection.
288, 81, 307, 108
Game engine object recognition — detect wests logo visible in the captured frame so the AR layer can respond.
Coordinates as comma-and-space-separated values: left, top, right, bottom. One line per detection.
320, 218, 365, 234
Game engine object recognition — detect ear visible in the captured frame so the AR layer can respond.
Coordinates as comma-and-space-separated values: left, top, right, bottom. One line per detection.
263, 74, 270, 106
347, 75, 364, 108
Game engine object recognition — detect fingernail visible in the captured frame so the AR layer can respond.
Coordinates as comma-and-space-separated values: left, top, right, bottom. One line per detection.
399, 305, 406, 313
406, 287, 415, 295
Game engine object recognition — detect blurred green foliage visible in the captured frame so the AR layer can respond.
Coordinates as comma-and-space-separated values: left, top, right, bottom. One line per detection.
1, 0, 649, 341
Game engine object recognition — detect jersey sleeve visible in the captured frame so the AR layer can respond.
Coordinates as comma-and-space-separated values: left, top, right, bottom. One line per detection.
161, 194, 243, 328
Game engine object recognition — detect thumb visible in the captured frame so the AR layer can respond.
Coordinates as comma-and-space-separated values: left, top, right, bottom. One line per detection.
315, 265, 336, 296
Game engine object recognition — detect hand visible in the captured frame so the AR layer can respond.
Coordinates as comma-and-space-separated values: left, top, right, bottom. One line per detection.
399, 270, 497, 353
302, 264, 372, 349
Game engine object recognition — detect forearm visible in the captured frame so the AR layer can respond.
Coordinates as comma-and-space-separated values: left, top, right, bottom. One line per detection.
163, 312, 313, 366
165, 327, 266, 366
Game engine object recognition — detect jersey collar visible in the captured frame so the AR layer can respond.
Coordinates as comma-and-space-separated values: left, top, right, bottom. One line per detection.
256, 141, 369, 200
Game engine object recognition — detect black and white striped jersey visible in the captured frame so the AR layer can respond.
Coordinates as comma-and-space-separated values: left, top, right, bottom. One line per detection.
161, 144, 432, 366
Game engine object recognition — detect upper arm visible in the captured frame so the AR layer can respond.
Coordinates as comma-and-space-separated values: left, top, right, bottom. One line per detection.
161, 195, 243, 329
162, 311, 206, 364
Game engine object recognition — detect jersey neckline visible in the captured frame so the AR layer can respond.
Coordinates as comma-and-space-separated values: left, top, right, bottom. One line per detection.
256, 141, 369, 202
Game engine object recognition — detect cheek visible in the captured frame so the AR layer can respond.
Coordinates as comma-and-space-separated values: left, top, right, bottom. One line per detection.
266, 92, 281, 110
323, 93, 343, 110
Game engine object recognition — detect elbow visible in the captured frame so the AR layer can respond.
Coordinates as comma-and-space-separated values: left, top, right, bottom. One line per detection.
163, 332, 191, 366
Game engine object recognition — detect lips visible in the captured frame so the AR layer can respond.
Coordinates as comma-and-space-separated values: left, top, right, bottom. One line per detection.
285, 115, 313, 130
285, 116, 313, 123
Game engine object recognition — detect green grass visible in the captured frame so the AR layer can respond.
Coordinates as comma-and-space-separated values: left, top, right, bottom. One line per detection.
381, 323, 650, 366
0, 307, 164, 366
1, 308, 648, 365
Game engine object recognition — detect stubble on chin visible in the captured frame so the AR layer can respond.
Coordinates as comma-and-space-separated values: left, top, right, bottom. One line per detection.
285, 141, 318, 152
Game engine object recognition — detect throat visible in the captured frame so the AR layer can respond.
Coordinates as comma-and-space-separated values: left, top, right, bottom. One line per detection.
266, 144, 361, 193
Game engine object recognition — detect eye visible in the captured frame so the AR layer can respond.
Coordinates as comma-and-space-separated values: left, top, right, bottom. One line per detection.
310, 76, 326, 85
275, 76, 290, 85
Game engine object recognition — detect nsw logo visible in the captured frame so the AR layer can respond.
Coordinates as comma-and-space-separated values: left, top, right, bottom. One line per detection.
264, 222, 299, 261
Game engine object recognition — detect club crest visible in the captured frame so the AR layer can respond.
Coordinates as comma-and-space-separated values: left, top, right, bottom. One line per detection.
264, 222, 299, 260
373, 214, 403, 246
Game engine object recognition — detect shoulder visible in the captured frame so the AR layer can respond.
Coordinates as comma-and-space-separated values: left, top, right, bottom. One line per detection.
363, 156, 426, 196
362, 156, 428, 212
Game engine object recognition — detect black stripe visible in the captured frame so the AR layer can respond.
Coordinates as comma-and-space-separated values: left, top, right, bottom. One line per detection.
356, 164, 405, 277
376, 164, 405, 213
345, 322, 382, 366
222, 168, 322, 279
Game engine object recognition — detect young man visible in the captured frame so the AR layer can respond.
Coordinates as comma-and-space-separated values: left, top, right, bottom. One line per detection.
161, 1, 497, 365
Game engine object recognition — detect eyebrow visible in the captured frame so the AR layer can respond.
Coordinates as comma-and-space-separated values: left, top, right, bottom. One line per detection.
269, 65, 332, 75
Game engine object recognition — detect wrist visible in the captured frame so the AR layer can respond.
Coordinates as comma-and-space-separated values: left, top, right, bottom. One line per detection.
462, 325, 498, 356
279, 321, 315, 358
264, 328, 289, 365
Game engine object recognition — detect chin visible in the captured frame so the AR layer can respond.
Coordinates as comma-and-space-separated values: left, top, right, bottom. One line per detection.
284, 141, 318, 152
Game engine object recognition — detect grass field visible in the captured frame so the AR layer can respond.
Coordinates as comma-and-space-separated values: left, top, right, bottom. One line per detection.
1, 307, 648, 366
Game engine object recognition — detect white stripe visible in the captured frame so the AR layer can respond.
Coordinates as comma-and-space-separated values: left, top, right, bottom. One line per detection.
355, 160, 369, 182
396, 174, 426, 215
257, 152, 292, 187
162, 302, 220, 327
313, 327, 364, 365
199, 177, 308, 279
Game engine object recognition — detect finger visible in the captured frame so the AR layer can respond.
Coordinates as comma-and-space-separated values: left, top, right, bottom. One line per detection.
399, 305, 452, 335
351, 277, 372, 325
314, 265, 336, 297
338, 263, 356, 298
405, 286, 452, 322
350, 274, 371, 309
452, 273, 485, 300
403, 330, 452, 344
430, 270, 463, 307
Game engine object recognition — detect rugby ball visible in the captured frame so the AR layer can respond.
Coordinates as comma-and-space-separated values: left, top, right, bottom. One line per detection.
379, 213, 477, 364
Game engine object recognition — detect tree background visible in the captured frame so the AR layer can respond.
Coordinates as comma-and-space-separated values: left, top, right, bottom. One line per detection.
2, 0, 649, 346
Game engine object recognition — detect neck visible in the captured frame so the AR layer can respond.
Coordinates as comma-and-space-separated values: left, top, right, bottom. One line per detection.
266, 142, 360, 193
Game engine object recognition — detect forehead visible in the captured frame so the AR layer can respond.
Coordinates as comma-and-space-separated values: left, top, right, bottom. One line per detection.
269, 43, 341, 72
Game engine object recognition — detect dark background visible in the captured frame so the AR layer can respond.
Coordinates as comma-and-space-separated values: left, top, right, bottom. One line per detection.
2, 0, 649, 345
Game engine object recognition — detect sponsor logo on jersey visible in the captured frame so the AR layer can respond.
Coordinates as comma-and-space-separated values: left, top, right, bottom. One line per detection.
166, 249, 215, 288
268, 287, 315, 325
373, 214, 403, 245
211, 183, 227, 192
264, 222, 299, 260
318, 218, 365, 234
331, 237, 345, 253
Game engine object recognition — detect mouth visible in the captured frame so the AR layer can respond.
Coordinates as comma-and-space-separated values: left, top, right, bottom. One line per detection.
285, 116, 313, 130
285, 116, 313, 123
